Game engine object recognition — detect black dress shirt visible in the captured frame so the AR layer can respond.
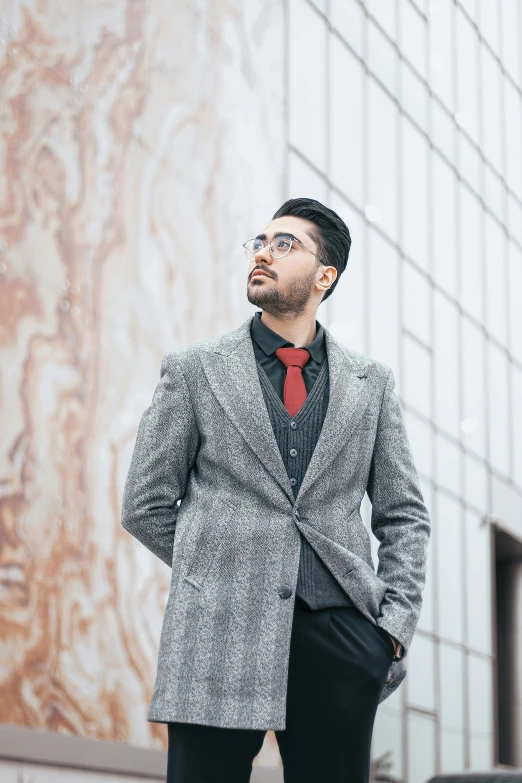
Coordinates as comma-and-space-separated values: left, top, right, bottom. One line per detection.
250, 310, 327, 399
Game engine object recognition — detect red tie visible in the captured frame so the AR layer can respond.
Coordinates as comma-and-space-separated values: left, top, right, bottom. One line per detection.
275, 347, 311, 417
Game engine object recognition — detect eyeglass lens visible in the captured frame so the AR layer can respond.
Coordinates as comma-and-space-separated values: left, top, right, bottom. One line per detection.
244, 234, 293, 260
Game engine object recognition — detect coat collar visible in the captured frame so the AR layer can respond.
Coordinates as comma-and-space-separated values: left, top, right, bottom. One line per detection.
199, 314, 373, 504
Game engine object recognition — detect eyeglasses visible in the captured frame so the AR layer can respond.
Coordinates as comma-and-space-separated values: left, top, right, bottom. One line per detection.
242, 232, 326, 265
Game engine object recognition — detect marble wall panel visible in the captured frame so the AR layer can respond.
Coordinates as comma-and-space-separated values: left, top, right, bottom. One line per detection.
0, 0, 285, 768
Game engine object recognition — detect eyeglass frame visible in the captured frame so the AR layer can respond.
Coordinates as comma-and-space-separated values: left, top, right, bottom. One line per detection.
242, 231, 327, 266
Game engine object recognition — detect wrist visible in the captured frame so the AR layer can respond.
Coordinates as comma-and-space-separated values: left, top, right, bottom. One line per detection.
389, 633, 402, 659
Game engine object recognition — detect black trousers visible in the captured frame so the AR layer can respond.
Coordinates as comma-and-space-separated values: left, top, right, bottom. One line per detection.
166, 594, 395, 783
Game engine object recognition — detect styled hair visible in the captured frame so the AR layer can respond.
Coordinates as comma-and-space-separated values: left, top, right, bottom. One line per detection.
271, 197, 351, 303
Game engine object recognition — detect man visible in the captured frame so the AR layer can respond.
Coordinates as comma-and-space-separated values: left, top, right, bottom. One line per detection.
121, 197, 431, 782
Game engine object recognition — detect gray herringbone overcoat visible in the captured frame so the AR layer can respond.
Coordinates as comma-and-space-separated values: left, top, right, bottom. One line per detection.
121, 314, 431, 730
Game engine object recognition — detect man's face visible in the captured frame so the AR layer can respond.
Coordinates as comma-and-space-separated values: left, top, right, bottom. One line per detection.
246, 216, 335, 317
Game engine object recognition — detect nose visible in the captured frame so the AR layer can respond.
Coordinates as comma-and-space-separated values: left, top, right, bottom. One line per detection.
250, 254, 272, 279
254, 244, 273, 264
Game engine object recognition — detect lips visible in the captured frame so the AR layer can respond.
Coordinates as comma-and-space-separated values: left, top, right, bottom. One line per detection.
251, 270, 272, 279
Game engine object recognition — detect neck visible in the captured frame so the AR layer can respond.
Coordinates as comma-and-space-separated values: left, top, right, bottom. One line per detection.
260, 311, 317, 347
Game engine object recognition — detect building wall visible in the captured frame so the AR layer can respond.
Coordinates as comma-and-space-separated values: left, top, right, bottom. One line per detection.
284, 1, 521, 781
1, 0, 522, 781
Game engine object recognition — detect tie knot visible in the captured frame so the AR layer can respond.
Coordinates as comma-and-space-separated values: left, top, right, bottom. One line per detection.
275, 347, 311, 370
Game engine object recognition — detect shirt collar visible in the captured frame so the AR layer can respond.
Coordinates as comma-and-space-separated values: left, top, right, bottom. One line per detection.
250, 310, 326, 363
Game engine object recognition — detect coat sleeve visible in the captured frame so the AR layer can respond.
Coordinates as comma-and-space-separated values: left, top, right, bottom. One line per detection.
366, 367, 431, 656
121, 352, 200, 567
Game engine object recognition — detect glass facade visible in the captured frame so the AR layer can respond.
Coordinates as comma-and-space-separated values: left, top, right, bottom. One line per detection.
286, 0, 522, 779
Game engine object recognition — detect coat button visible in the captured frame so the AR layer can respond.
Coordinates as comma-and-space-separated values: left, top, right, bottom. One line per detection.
290, 421, 297, 429
290, 477, 297, 486
278, 585, 292, 599
289, 448, 297, 457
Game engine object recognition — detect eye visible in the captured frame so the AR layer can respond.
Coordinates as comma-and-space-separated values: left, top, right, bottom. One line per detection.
275, 237, 291, 250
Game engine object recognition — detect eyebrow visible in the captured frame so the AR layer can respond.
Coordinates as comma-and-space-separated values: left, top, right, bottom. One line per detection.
255, 231, 302, 243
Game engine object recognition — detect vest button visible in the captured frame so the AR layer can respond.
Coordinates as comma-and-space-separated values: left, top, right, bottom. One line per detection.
290, 421, 297, 429
278, 585, 292, 599
290, 477, 297, 486
290, 448, 297, 457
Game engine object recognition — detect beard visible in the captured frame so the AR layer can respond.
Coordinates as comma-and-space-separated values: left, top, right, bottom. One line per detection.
246, 266, 318, 318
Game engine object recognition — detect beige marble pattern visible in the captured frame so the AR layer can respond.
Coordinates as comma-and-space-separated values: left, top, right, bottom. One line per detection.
0, 0, 284, 766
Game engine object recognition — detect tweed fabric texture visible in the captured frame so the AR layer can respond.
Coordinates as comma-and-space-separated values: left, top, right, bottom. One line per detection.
121, 314, 431, 730
256, 359, 355, 610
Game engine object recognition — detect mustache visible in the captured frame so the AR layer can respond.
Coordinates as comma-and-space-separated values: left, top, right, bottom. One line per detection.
250, 267, 274, 279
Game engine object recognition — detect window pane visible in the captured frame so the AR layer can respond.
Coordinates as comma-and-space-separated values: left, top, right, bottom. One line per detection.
459, 0, 478, 25
401, 118, 428, 271
468, 654, 494, 770
481, 45, 502, 173
288, 150, 327, 203
455, 9, 479, 145
509, 243, 522, 363
439, 644, 465, 771
404, 335, 431, 420
368, 80, 398, 241
483, 164, 504, 224
502, 0, 522, 89
289, 0, 327, 170
403, 263, 430, 346
434, 291, 460, 437
463, 453, 488, 514
465, 508, 492, 655
366, 0, 396, 41
437, 493, 463, 644
478, 0, 500, 57
458, 133, 481, 197
459, 186, 483, 321
408, 713, 436, 783
367, 230, 400, 366
404, 411, 432, 480
504, 80, 522, 201
508, 193, 522, 247
330, 0, 365, 59
327, 194, 366, 353
436, 435, 461, 497
429, 0, 454, 110
330, 39, 364, 206
432, 153, 457, 297
368, 17, 397, 98
407, 634, 436, 711
462, 317, 487, 460
441, 729, 466, 774
513, 365, 522, 489
309, 0, 326, 13
410, 0, 426, 13
372, 707, 404, 781
400, 0, 426, 79
487, 342, 510, 476
491, 474, 521, 528
484, 212, 507, 346
401, 62, 428, 134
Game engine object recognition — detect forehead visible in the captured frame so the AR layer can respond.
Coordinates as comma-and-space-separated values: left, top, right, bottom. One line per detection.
259, 216, 315, 247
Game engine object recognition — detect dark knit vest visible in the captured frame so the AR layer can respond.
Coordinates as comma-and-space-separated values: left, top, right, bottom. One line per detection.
256, 358, 355, 610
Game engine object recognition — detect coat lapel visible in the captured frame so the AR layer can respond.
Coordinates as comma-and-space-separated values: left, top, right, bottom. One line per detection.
199, 315, 373, 503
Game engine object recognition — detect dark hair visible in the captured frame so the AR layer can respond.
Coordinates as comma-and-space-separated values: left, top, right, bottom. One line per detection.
271, 197, 351, 303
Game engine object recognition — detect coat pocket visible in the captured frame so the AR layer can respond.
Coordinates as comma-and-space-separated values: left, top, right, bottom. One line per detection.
182, 495, 238, 591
